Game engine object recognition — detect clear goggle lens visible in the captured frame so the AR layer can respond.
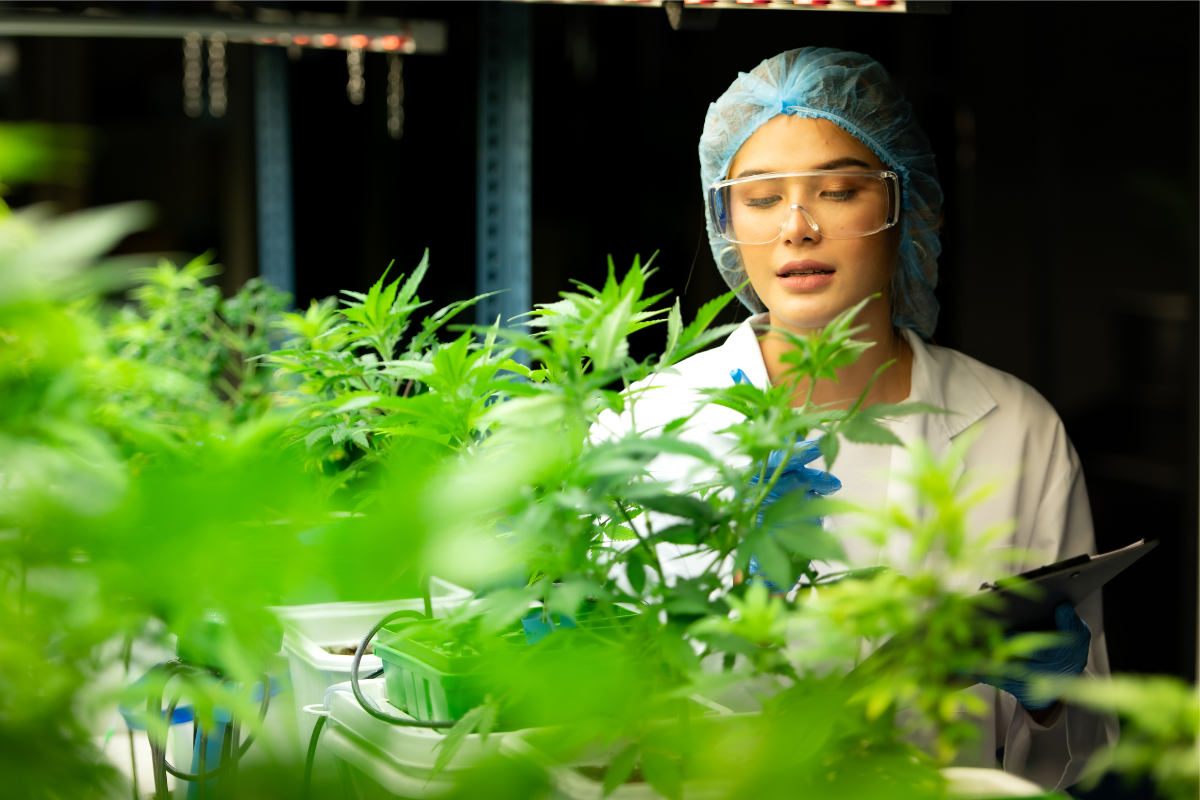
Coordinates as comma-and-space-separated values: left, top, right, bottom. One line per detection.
709, 170, 899, 244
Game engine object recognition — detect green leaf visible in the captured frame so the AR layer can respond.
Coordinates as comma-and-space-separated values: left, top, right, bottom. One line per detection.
750, 531, 793, 591
332, 395, 381, 414
380, 360, 436, 380
840, 416, 903, 446
674, 323, 742, 361
636, 493, 714, 524
303, 426, 333, 448
661, 298, 683, 364
430, 703, 486, 778
627, 549, 647, 595
603, 743, 639, 796
760, 493, 847, 562
497, 358, 532, 378
395, 249, 430, 310
771, 523, 846, 564
818, 431, 840, 470
479, 587, 538, 636
590, 291, 634, 370
650, 524, 700, 546
640, 751, 682, 800
678, 287, 739, 351
477, 695, 497, 744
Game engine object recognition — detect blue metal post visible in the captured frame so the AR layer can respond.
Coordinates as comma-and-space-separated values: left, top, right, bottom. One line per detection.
255, 46, 295, 297
476, 3, 532, 330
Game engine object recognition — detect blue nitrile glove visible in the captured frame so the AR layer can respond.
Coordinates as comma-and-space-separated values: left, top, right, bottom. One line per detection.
976, 602, 1091, 711
731, 369, 843, 592
746, 445, 841, 591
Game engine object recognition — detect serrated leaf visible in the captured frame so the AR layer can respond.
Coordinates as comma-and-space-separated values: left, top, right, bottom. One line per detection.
590, 291, 634, 370
477, 698, 497, 744
840, 416, 903, 445
771, 523, 846, 564
661, 416, 691, 434
605, 524, 637, 541
674, 323, 742, 361
640, 751, 682, 800
380, 360, 436, 380
304, 426, 334, 448
661, 298, 683, 364
750, 531, 793, 591
627, 549, 646, 595
395, 249, 430, 310
818, 431, 840, 470
636, 493, 713, 524
480, 587, 538, 636
651, 524, 700, 546
679, 288, 738, 350
603, 743, 639, 796
332, 395, 381, 414
429, 703, 486, 778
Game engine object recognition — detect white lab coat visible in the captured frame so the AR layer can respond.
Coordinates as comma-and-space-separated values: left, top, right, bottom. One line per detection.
595, 314, 1118, 790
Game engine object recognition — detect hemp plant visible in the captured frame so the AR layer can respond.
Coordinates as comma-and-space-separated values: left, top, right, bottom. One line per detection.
266, 251, 503, 505
93, 251, 289, 449
385, 256, 1018, 798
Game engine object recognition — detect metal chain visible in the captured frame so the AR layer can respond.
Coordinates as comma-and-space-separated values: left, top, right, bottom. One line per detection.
346, 45, 365, 105
386, 52, 404, 139
182, 32, 202, 117
207, 32, 227, 118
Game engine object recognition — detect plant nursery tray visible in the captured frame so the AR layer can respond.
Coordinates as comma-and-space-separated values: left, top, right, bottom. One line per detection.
374, 603, 642, 723
270, 579, 472, 750
324, 678, 504, 779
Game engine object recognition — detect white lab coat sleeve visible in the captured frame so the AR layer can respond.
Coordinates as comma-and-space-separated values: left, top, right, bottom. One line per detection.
1000, 429, 1120, 790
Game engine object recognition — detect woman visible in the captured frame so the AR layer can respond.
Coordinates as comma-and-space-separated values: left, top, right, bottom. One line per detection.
616, 48, 1117, 790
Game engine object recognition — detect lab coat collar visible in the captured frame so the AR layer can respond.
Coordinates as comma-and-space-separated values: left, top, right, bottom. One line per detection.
719, 315, 998, 446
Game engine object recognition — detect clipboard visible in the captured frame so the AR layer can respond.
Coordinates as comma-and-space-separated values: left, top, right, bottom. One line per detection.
978, 538, 1158, 631
845, 539, 1157, 680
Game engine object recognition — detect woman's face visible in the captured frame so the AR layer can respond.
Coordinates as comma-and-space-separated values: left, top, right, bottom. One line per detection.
726, 115, 899, 331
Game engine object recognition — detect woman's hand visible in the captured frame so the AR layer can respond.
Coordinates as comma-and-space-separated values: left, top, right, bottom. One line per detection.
976, 603, 1092, 715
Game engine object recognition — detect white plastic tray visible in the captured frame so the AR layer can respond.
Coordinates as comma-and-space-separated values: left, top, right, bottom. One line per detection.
319, 678, 509, 798
271, 578, 472, 752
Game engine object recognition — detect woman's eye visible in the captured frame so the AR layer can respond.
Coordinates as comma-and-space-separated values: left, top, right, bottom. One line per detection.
821, 190, 857, 202
744, 195, 782, 208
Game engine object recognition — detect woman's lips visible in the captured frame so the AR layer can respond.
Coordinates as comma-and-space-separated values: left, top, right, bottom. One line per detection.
776, 259, 835, 291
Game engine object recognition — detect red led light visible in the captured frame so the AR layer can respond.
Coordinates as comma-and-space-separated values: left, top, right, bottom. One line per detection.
855, 0, 896, 5
382, 35, 402, 50
259, 37, 276, 44
293, 34, 310, 45
795, 0, 832, 4
349, 34, 369, 49
319, 33, 338, 47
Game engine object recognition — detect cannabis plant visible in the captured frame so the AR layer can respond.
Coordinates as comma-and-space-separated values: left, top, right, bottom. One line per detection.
266, 251, 502, 505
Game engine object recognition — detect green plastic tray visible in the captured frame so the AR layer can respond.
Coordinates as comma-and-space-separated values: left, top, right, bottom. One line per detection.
375, 604, 640, 723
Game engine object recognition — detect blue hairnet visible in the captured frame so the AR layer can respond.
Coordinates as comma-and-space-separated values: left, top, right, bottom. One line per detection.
699, 48, 943, 338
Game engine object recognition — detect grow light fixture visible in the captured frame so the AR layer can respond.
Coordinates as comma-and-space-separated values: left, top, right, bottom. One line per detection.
0, 12, 447, 54
514, 0, 949, 11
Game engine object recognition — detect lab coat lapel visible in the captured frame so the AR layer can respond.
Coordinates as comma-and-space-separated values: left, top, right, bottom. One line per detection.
893, 329, 998, 572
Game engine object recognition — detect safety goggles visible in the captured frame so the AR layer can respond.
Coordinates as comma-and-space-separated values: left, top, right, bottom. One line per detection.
708, 170, 900, 245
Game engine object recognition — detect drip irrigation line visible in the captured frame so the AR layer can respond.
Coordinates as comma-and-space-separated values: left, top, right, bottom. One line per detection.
301, 714, 327, 800
349, 610, 458, 728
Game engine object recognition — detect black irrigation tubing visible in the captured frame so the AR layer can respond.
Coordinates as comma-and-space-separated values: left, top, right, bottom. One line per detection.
349, 609, 458, 729
300, 714, 327, 800
161, 673, 270, 780
143, 660, 272, 800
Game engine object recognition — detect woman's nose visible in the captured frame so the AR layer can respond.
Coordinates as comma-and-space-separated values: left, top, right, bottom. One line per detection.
780, 204, 820, 245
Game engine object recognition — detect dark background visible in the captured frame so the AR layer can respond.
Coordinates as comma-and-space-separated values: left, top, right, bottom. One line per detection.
3, 0, 1197, 736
